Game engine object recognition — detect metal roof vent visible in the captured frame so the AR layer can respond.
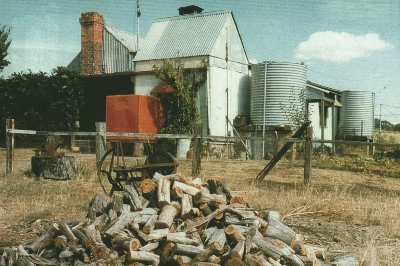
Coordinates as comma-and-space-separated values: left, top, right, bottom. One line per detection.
178, 5, 203, 15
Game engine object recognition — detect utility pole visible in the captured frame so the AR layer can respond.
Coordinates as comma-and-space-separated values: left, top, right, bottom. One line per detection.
379, 104, 382, 138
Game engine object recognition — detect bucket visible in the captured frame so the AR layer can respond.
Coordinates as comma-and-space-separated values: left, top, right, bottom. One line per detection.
176, 138, 191, 159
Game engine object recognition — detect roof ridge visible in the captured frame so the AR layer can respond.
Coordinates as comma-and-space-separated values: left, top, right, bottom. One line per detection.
154, 9, 232, 23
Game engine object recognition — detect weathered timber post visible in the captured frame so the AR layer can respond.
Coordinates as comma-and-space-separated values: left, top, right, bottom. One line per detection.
96, 122, 106, 166
304, 126, 313, 186
6, 119, 14, 175
192, 124, 203, 177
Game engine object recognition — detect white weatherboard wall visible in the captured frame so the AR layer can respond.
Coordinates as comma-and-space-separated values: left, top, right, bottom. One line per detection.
308, 102, 334, 146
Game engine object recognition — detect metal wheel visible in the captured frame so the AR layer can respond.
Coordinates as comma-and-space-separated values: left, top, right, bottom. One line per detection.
97, 148, 124, 196
144, 151, 176, 177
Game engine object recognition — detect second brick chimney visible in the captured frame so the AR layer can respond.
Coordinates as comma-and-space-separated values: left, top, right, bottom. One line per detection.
79, 12, 104, 75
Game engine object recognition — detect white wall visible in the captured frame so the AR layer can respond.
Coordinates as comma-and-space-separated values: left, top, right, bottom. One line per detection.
308, 102, 333, 145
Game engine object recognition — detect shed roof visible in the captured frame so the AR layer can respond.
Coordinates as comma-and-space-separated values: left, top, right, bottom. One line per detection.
105, 26, 141, 52
134, 10, 245, 61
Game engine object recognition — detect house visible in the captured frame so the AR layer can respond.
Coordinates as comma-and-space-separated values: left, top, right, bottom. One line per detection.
68, 8, 250, 137
133, 6, 250, 137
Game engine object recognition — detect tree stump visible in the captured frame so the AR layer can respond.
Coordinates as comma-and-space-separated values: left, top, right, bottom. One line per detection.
31, 155, 78, 180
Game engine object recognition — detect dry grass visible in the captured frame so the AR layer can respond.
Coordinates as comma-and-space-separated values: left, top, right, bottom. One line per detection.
1, 149, 400, 265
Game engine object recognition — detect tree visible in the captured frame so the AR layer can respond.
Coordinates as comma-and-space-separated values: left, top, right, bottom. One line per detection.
152, 59, 206, 135
0, 67, 84, 131
0, 24, 12, 72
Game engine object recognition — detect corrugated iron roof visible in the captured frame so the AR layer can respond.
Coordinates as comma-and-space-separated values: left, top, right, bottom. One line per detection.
134, 10, 233, 61
105, 26, 141, 52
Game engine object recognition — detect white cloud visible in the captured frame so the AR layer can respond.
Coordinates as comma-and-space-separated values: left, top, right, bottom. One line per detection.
295, 31, 393, 62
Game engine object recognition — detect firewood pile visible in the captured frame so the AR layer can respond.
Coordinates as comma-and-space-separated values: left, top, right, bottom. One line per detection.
1, 172, 359, 266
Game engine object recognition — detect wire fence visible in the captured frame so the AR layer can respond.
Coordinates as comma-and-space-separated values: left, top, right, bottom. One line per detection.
2, 119, 400, 180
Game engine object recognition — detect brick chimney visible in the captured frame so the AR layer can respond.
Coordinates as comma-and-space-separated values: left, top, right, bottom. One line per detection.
79, 12, 104, 75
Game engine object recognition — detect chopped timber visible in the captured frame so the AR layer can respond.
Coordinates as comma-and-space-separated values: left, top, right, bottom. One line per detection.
167, 232, 202, 246
190, 242, 223, 264
139, 179, 156, 195
127, 251, 160, 266
194, 191, 227, 207
124, 185, 143, 211
225, 224, 246, 242
155, 204, 179, 229
29, 223, 60, 253
157, 178, 171, 207
172, 181, 201, 196
263, 219, 297, 246
143, 214, 158, 233
181, 193, 193, 220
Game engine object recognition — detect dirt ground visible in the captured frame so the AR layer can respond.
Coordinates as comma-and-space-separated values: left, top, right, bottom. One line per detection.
1, 150, 400, 265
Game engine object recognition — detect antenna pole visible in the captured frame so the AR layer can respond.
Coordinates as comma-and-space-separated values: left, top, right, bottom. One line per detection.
136, 0, 140, 50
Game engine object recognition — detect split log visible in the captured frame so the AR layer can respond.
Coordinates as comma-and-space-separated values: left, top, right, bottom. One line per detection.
124, 185, 143, 211
139, 179, 156, 195
303, 244, 326, 261
326, 251, 359, 266
59, 221, 79, 244
61, 218, 90, 227
265, 210, 282, 222
84, 223, 103, 245
105, 208, 157, 236
173, 181, 201, 196
244, 253, 271, 266
139, 242, 159, 252
171, 200, 182, 214
190, 242, 223, 264
206, 228, 226, 248
131, 224, 169, 242
175, 243, 205, 256
225, 212, 254, 225
162, 242, 177, 263
171, 186, 184, 199
167, 232, 202, 246
111, 231, 141, 251
173, 254, 192, 265
181, 193, 193, 220
143, 214, 158, 233
110, 191, 125, 215
190, 207, 201, 216
157, 178, 171, 207
155, 204, 179, 229
127, 251, 160, 266
54, 235, 68, 249
89, 192, 112, 215
199, 203, 213, 216
225, 224, 245, 243
183, 204, 243, 233
207, 255, 221, 264
263, 219, 297, 246
72, 228, 89, 248
191, 263, 220, 266
140, 196, 150, 209
153, 172, 182, 182
207, 178, 233, 200
194, 191, 227, 207
229, 196, 245, 205
29, 223, 60, 253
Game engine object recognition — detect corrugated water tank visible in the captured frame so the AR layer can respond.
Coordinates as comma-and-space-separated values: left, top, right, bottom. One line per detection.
339, 91, 374, 138
250, 62, 307, 127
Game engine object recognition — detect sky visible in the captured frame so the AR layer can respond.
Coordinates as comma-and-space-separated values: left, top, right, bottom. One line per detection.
1, 0, 400, 123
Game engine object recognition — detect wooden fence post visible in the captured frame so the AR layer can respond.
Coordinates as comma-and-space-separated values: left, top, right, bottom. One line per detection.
192, 124, 203, 177
6, 119, 14, 175
304, 126, 313, 186
96, 122, 106, 166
